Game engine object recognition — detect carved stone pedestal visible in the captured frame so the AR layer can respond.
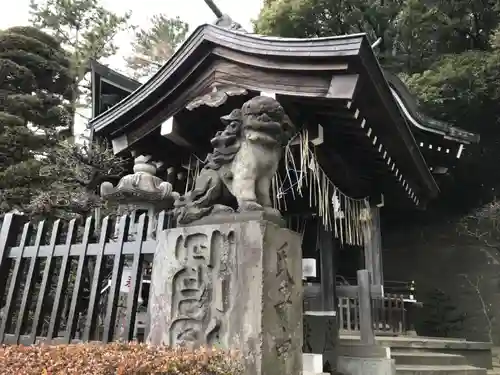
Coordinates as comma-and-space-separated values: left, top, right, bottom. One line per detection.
147, 217, 303, 375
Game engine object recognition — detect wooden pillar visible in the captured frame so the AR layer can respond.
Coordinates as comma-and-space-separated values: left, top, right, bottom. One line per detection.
363, 206, 384, 287
357, 269, 375, 345
319, 225, 336, 311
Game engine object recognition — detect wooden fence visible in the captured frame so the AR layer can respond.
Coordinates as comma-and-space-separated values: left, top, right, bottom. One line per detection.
0, 211, 413, 347
0, 211, 172, 346
338, 294, 408, 335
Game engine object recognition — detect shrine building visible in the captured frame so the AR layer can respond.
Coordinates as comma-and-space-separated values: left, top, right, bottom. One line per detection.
88, 24, 489, 374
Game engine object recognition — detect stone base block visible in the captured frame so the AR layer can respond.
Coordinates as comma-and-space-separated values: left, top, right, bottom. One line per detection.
303, 353, 323, 373
304, 311, 338, 371
147, 219, 303, 375
337, 344, 395, 375
337, 356, 395, 375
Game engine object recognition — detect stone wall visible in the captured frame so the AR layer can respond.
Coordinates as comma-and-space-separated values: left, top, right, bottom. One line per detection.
382, 221, 500, 343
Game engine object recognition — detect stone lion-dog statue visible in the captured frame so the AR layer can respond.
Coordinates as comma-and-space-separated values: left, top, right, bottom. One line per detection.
173, 96, 295, 225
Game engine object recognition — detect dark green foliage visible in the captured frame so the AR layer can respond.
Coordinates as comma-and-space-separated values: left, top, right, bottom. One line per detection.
29, 0, 132, 107
255, 0, 500, 212
403, 49, 500, 210
416, 288, 467, 337
0, 26, 72, 213
29, 139, 128, 220
255, 0, 500, 73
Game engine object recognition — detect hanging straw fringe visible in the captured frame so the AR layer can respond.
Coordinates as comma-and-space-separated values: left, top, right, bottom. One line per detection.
182, 129, 369, 246
185, 156, 203, 193
274, 130, 370, 246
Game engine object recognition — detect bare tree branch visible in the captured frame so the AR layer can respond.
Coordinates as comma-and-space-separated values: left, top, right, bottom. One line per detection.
461, 274, 494, 343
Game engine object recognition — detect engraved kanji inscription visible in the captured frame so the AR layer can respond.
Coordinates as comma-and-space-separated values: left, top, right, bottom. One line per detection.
274, 241, 296, 357
166, 230, 233, 348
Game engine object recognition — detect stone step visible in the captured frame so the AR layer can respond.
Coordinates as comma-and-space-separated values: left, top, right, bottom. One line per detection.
340, 335, 490, 350
396, 365, 487, 375
340, 335, 493, 370
393, 352, 468, 366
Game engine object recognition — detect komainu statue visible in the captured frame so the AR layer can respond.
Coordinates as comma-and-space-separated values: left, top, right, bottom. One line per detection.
173, 96, 295, 225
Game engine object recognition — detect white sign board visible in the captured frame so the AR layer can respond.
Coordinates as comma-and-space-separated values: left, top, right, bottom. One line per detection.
120, 267, 133, 293
302, 258, 317, 279
119, 267, 145, 304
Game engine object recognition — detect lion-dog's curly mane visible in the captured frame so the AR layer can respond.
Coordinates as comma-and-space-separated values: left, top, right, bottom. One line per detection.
204, 108, 242, 170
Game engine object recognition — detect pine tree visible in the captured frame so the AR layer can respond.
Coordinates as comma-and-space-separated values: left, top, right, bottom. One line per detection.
29, 0, 132, 130
30, 138, 128, 220
26, 0, 133, 219
0, 26, 72, 213
417, 288, 466, 337
125, 14, 189, 81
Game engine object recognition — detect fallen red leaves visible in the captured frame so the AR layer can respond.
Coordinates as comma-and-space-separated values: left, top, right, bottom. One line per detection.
0, 342, 243, 375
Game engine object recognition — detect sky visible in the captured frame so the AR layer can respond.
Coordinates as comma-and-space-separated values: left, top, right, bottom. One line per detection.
0, 0, 264, 136
1, 0, 263, 69
1, 0, 263, 35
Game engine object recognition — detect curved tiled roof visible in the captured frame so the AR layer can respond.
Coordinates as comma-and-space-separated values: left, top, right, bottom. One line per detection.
87, 24, 482, 204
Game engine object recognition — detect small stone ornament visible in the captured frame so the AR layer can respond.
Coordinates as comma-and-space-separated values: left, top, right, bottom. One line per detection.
101, 155, 179, 239
101, 155, 178, 204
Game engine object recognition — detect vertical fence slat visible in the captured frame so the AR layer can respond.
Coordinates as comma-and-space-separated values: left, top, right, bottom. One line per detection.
82, 216, 110, 342
65, 217, 94, 343
394, 296, 399, 332
14, 221, 45, 343
30, 220, 61, 345
338, 298, 345, 330
397, 296, 402, 333
122, 214, 147, 341
144, 211, 166, 340
378, 298, 383, 331
391, 297, 395, 332
396, 296, 400, 332
0, 214, 16, 264
399, 296, 407, 334
46, 219, 76, 342
387, 297, 392, 331
354, 298, 360, 331
0, 222, 31, 342
379, 297, 386, 331
0, 214, 25, 307
102, 215, 129, 342
346, 298, 352, 331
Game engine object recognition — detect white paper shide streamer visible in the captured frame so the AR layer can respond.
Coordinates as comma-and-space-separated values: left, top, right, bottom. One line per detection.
272, 129, 369, 246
